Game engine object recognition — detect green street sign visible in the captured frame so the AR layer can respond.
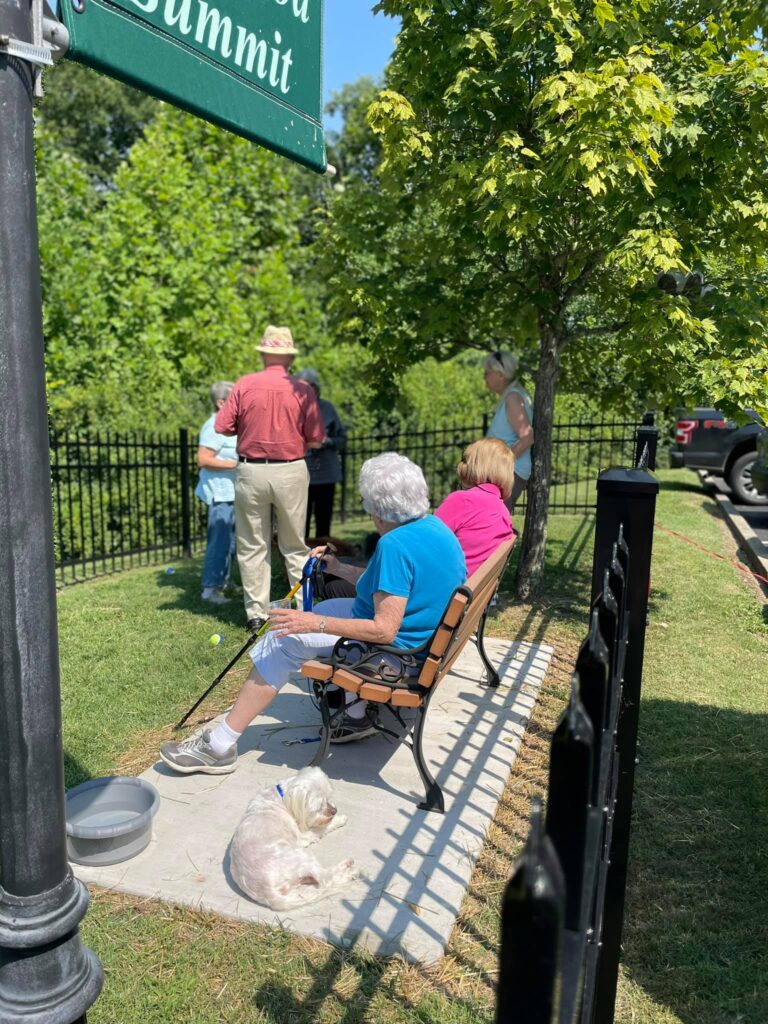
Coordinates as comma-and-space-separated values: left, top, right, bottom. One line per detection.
58, 0, 327, 173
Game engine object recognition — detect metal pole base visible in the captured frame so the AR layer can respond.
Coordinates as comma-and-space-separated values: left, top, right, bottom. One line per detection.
0, 875, 103, 1024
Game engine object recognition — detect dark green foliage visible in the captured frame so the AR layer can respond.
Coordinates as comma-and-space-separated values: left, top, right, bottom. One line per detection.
40, 61, 158, 182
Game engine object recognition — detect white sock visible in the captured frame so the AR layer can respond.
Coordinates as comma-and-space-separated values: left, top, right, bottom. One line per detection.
344, 692, 367, 720
208, 719, 241, 754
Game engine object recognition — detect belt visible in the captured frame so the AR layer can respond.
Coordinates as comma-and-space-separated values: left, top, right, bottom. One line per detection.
237, 455, 302, 464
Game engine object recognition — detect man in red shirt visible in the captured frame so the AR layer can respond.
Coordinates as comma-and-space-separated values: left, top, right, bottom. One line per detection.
215, 326, 325, 629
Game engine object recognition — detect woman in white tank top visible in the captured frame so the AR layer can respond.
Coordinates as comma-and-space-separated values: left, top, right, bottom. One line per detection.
483, 350, 534, 510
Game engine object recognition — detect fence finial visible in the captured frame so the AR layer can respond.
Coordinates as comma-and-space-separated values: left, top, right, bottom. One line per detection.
496, 799, 565, 1024
546, 680, 595, 932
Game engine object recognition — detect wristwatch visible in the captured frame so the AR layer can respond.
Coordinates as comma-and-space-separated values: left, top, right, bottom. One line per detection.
318, 618, 327, 633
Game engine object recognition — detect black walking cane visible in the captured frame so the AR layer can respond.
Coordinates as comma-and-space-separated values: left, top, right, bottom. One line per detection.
173, 576, 304, 731
172, 546, 333, 732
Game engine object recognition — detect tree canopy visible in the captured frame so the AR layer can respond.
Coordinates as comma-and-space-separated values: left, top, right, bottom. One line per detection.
327, 0, 768, 595
39, 61, 159, 182
39, 106, 323, 430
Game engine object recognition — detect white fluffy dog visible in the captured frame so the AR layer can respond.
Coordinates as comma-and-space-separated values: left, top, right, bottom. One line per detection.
229, 766, 358, 911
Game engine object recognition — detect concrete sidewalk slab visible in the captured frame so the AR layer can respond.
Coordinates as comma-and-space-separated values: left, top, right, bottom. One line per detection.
73, 637, 552, 963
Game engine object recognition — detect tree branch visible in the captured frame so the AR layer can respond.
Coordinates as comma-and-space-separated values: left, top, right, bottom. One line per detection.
563, 321, 628, 346
558, 250, 605, 310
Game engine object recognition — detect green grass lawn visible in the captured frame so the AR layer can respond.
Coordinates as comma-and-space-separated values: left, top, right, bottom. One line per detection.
56, 471, 767, 1022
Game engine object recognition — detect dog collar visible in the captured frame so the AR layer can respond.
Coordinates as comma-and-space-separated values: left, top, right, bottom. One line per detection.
275, 783, 285, 799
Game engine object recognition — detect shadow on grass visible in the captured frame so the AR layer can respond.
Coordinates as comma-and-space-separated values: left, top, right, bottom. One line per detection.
494, 513, 595, 646
252, 953, 387, 1024
153, 557, 290, 630
64, 748, 92, 789
246, 699, 767, 1024
660, 478, 708, 495
623, 699, 768, 1024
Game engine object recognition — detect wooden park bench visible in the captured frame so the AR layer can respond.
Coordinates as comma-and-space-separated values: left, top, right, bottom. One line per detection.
300, 536, 517, 813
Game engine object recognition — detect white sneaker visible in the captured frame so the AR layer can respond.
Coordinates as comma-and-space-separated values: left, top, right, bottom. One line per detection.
202, 587, 230, 605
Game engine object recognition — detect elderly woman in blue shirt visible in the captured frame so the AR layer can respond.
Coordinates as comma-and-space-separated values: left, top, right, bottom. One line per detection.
196, 381, 239, 604
160, 452, 466, 775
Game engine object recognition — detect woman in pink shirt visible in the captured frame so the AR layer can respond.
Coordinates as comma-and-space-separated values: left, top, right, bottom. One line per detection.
435, 438, 516, 577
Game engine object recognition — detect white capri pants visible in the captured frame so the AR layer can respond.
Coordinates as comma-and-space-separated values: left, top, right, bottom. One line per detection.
249, 598, 354, 690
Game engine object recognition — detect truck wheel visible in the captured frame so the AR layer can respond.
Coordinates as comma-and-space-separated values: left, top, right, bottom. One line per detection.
727, 452, 768, 505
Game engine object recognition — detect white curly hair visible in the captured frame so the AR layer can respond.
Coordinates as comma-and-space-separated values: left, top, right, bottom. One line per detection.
359, 452, 430, 524
484, 350, 519, 381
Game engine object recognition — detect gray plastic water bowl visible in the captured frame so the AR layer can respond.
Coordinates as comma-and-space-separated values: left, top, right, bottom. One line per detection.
66, 777, 160, 867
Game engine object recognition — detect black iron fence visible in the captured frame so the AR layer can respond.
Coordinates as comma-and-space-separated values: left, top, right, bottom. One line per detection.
340, 415, 641, 520
495, 443, 659, 1023
50, 428, 206, 586
50, 415, 645, 586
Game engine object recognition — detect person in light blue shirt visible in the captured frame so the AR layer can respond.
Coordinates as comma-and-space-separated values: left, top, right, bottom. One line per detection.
484, 350, 534, 509
351, 515, 466, 651
195, 381, 239, 604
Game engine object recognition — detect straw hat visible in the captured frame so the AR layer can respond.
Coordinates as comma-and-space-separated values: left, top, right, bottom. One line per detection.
257, 325, 298, 355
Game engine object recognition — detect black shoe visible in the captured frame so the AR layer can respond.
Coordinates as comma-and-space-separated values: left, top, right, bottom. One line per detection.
245, 616, 267, 633
329, 710, 379, 744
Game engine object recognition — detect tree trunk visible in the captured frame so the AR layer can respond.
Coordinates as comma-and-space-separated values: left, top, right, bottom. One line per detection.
515, 324, 562, 600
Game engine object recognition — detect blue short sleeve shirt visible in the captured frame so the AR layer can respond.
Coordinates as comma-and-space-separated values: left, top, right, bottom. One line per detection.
352, 516, 467, 650
195, 414, 238, 505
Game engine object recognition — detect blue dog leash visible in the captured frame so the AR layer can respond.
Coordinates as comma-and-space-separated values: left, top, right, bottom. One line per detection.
301, 554, 321, 611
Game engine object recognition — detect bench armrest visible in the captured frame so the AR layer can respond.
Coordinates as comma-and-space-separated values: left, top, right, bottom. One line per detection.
331, 636, 424, 685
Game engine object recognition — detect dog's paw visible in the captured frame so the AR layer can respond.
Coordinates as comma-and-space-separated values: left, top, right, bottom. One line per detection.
322, 813, 347, 835
338, 857, 359, 883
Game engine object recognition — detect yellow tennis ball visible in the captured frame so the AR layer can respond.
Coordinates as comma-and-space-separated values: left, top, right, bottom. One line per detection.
209, 633, 223, 647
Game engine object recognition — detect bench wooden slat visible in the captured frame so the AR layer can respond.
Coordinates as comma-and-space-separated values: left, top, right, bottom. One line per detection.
442, 592, 469, 629
359, 682, 394, 703
417, 655, 441, 687
440, 584, 498, 665
465, 539, 512, 594
391, 690, 423, 708
300, 660, 334, 681
428, 623, 455, 659
332, 668, 364, 694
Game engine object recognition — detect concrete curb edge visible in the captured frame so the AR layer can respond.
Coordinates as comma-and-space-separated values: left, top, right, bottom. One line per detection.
698, 471, 768, 584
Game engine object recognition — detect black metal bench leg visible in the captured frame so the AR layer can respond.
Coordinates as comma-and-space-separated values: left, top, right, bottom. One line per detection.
477, 605, 500, 688
412, 702, 444, 813
310, 683, 332, 768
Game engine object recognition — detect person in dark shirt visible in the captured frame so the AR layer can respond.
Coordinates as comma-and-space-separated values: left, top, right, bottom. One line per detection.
294, 368, 347, 541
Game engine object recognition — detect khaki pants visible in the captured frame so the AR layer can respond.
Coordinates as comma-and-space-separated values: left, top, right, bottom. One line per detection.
235, 460, 309, 620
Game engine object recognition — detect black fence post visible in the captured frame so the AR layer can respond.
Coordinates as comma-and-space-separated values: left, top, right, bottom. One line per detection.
634, 411, 659, 471
497, 800, 565, 1024
575, 612, 611, 805
179, 427, 192, 558
545, 683, 594, 933
0, 2, 103, 1016
589, 467, 659, 1023
340, 447, 348, 524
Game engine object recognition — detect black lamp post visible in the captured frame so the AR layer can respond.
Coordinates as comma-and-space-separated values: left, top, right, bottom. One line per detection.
0, 0, 102, 1018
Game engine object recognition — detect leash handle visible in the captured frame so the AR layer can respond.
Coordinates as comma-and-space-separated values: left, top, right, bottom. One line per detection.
302, 556, 320, 611
301, 543, 336, 611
